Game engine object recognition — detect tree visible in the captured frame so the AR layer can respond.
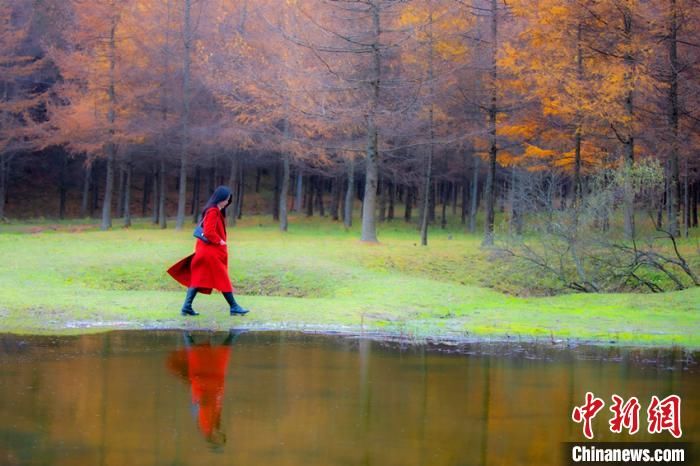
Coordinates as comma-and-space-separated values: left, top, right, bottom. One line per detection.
586, 0, 655, 239
500, 0, 606, 208
48, 0, 140, 230
290, 0, 409, 242
0, 1, 52, 219
399, 0, 472, 245
175, 0, 192, 230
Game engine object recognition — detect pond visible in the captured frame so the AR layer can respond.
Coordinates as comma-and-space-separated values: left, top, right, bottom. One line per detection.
0, 331, 697, 466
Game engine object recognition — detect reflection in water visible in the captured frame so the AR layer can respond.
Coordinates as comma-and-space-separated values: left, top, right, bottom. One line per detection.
166, 331, 245, 447
0, 331, 697, 466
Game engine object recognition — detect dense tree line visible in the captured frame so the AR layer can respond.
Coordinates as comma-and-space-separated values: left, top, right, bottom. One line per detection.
0, 0, 698, 244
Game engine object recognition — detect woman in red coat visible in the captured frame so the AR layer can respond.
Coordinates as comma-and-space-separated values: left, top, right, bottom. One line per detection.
167, 185, 249, 316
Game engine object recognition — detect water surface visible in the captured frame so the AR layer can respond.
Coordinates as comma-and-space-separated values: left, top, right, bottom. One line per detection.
0, 331, 697, 465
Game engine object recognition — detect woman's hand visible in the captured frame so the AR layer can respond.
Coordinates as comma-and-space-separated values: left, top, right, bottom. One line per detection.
219, 240, 227, 246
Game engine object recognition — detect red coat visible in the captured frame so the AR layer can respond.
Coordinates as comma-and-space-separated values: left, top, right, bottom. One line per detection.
167, 207, 234, 294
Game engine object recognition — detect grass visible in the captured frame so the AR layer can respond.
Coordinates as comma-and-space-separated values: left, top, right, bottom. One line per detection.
0, 214, 698, 348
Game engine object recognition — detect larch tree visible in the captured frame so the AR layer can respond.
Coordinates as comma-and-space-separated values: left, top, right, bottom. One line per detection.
587, 0, 655, 239
647, 0, 700, 235
128, 0, 183, 229
291, 0, 409, 242
499, 0, 606, 208
399, 0, 473, 245
481, 0, 508, 246
48, 0, 142, 230
175, 0, 193, 230
0, 1, 52, 220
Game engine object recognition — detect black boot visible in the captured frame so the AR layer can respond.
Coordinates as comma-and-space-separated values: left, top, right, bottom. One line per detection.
223, 291, 249, 316
181, 288, 200, 316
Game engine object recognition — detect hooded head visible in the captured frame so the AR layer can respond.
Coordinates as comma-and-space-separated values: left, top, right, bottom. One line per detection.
201, 185, 233, 219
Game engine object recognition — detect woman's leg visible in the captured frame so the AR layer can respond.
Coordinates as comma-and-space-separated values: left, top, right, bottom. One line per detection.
222, 291, 249, 315
181, 287, 200, 316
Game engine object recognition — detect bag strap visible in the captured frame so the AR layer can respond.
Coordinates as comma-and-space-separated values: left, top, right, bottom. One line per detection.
197, 210, 207, 227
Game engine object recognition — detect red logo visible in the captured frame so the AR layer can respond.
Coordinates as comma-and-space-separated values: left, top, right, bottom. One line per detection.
609, 395, 640, 435
647, 395, 682, 438
572, 393, 682, 439
572, 392, 606, 439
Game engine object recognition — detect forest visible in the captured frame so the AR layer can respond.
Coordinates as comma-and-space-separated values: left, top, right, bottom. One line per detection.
1, 0, 698, 251
2, 4, 700, 461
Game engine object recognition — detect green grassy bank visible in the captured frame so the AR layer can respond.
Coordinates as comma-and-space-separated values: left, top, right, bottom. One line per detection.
0, 216, 698, 348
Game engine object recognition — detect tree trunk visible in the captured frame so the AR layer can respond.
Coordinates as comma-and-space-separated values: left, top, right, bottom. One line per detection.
330, 176, 340, 221
59, 150, 68, 220
692, 180, 698, 228
255, 168, 262, 193
206, 165, 215, 196
657, 181, 665, 229
469, 155, 479, 233
387, 181, 395, 220
0, 156, 7, 220
404, 186, 413, 223
421, 6, 437, 244
683, 156, 689, 237
441, 182, 448, 229
101, 15, 118, 231
572, 22, 584, 206
280, 153, 290, 231
500, 179, 508, 213
236, 168, 244, 220
213, 154, 219, 187
91, 160, 99, 217
151, 162, 159, 223
451, 181, 458, 216
621, 7, 636, 240
362, 131, 379, 242
116, 162, 125, 217
692, 181, 700, 227
101, 151, 115, 230
293, 169, 303, 212
141, 173, 150, 217
316, 176, 325, 216
305, 175, 314, 217
667, 0, 680, 236
461, 181, 468, 225
482, 0, 498, 246
277, 99, 290, 229
461, 153, 469, 225
273, 161, 281, 221
344, 159, 355, 228
81, 158, 92, 218
516, 170, 524, 235
622, 137, 635, 239
176, 0, 192, 230
360, 1, 381, 242
191, 166, 200, 222
158, 0, 171, 226
428, 179, 436, 223
302, 176, 308, 212
190, 166, 198, 215
123, 159, 132, 227
420, 148, 433, 246
159, 157, 167, 229
227, 154, 239, 226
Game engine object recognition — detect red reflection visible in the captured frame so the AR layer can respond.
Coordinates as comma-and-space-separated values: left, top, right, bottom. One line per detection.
167, 331, 244, 446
